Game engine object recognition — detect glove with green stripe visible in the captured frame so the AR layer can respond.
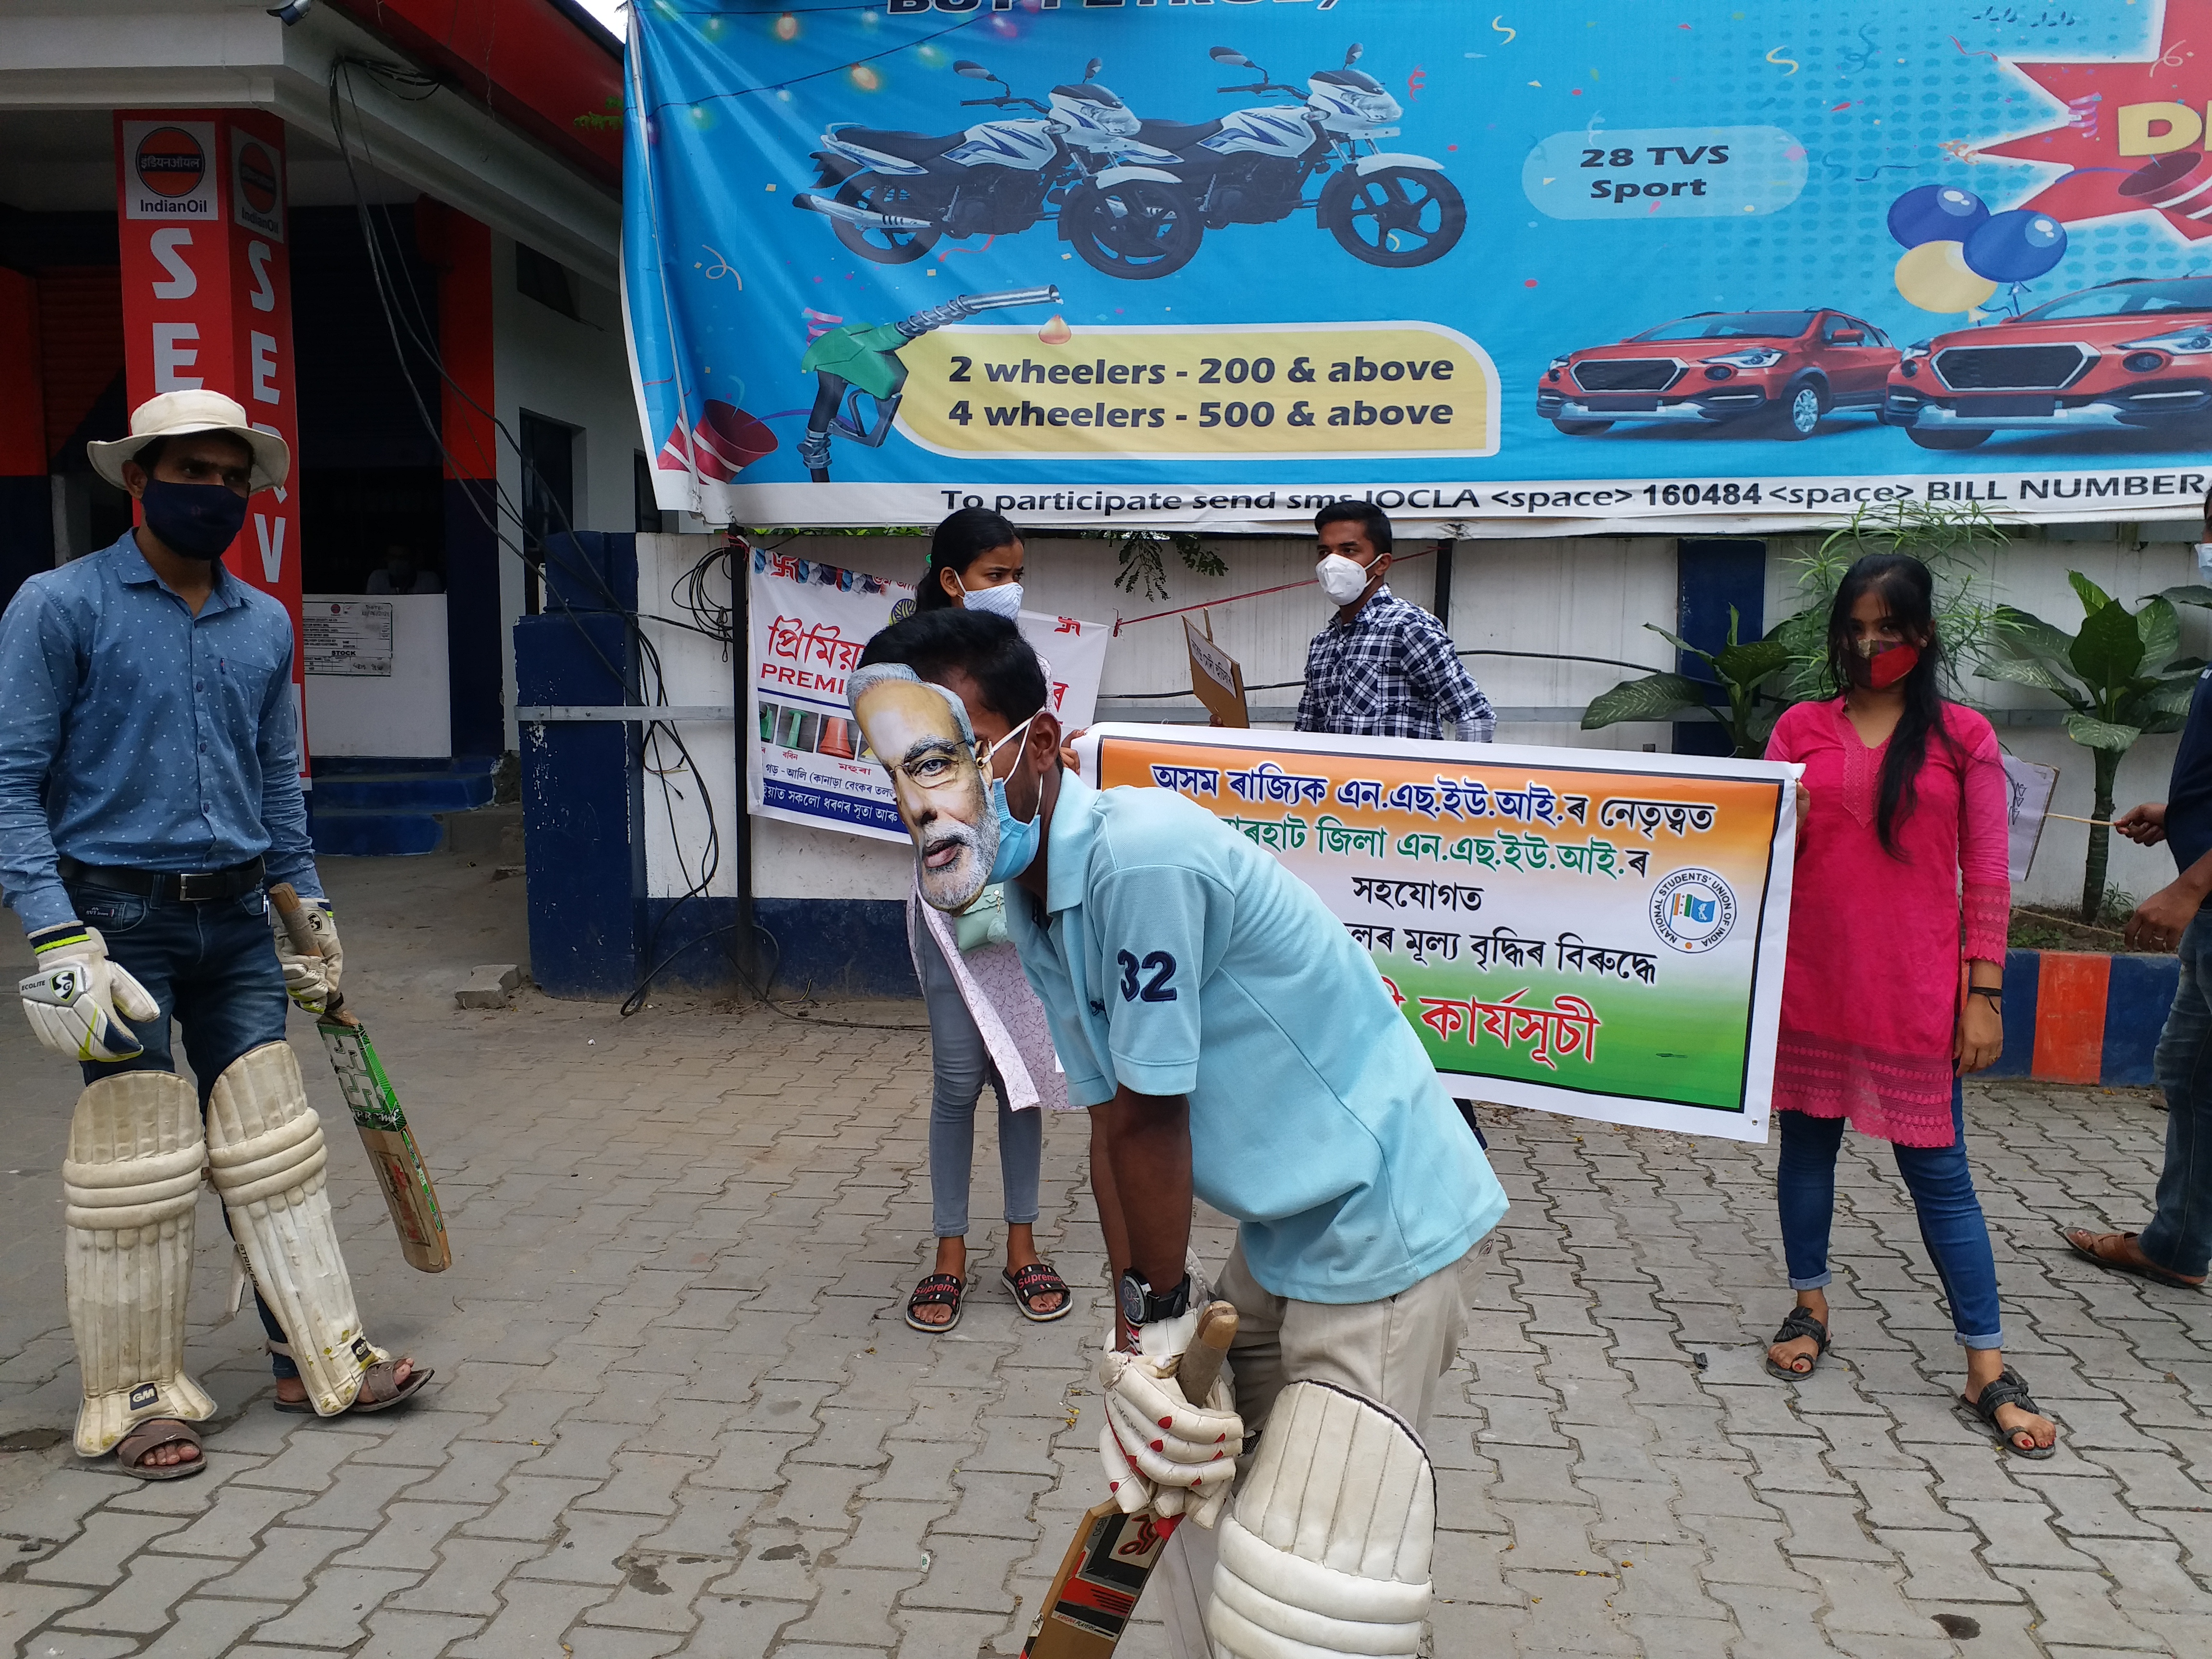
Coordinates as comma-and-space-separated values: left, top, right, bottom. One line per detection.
18, 924, 159, 1062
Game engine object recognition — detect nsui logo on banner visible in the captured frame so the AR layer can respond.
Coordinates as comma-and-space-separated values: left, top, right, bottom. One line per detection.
1649, 868, 1738, 954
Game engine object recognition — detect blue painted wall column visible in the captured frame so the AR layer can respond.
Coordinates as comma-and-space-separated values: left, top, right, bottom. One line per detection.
515, 599, 643, 1000
1674, 538, 1767, 757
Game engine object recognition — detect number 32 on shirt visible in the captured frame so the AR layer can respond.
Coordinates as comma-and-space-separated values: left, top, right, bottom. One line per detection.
1117, 950, 1178, 1003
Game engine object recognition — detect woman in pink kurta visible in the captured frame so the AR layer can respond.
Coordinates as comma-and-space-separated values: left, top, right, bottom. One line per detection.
1761, 553, 2058, 1458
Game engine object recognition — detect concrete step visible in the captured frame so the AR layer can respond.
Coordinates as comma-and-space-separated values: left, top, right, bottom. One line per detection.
308, 806, 448, 857
313, 755, 499, 777
313, 771, 496, 813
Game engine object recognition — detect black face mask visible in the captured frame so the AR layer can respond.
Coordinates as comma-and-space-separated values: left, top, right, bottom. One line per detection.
140, 478, 248, 561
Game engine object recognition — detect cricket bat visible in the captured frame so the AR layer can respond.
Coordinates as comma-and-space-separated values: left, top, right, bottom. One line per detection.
1023, 1300, 1238, 1658
270, 883, 452, 1273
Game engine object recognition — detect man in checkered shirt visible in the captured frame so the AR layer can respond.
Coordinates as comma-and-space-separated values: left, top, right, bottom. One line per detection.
1297, 500, 1498, 1151
1295, 501, 1494, 743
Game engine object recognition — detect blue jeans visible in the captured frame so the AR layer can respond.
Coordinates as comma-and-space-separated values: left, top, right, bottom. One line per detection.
915, 920, 1042, 1240
2143, 911, 2212, 1278
69, 877, 296, 1378
1776, 1082, 2005, 1349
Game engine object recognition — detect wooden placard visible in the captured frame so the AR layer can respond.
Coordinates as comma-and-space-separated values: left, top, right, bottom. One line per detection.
1184, 613, 1249, 728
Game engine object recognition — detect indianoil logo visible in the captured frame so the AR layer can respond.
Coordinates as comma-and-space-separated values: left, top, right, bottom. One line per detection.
135, 128, 207, 197
1648, 867, 1738, 954
236, 142, 278, 215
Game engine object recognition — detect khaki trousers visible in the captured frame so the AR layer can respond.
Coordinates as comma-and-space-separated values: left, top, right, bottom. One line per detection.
1154, 1238, 1486, 1655
1213, 1237, 1480, 1440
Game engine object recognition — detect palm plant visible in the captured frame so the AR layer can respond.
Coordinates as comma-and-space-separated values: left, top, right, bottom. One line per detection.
1578, 609, 1803, 759
1982, 576, 2207, 921
1783, 500, 2007, 701
1581, 501, 2007, 759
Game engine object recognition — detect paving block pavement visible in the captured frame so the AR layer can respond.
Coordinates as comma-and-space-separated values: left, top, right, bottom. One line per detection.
2, 853, 2210, 1655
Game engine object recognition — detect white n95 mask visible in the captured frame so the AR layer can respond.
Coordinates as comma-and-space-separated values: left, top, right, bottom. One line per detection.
1316, 553, 1370, 606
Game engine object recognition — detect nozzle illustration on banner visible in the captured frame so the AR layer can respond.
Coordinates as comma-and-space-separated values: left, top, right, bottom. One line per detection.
797, 286, 1062, 481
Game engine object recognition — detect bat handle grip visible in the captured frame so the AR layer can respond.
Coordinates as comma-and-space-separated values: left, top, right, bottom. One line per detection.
1172, 1301, 1238, 1405
268, 882, 349, 1022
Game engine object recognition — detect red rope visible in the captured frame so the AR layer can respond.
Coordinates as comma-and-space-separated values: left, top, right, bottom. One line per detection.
1110, 547, 1431, 637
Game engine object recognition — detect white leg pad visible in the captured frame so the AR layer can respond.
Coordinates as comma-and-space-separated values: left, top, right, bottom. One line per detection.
205, 1042, 386, 1415
64, 1072, 216, 1455
1204, 1380, 1435, 1659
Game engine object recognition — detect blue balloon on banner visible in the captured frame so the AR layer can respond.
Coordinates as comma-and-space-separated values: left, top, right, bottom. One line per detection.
1961, 209, 2068, 282
1887, 185, 1989, 249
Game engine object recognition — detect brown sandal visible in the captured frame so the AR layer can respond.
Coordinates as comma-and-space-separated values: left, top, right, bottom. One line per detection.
114, 1418, 205, 1481
2056, 1226, 2205, 1290
350, 1358, 433, 1413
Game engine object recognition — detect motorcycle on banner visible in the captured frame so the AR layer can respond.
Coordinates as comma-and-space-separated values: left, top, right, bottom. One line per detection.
793, 59, 1190, 276
1102, 44, 1465, 270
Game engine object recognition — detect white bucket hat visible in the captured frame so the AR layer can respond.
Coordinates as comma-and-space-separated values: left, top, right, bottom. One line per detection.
86, 390, 290, 493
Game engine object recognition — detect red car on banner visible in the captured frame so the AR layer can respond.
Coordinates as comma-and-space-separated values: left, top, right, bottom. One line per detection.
1537, 309, 1902, 439
1879, 276, 2212, 450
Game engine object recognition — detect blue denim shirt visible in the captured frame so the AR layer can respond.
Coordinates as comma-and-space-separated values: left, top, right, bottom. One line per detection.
0, 533, 323, 934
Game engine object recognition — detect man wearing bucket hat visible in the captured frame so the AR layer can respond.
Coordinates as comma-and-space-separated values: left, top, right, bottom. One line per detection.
0, 391, 430, 1481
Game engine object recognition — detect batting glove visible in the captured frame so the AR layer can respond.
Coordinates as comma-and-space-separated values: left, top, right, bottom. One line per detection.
19, 924, 159, 1062
1097, 1312, 1243, 1527
271, 900, 343, 1012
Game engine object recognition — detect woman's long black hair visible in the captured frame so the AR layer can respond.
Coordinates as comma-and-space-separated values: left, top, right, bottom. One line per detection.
916, 506, 1022, 612
1826, 552, 1956, 855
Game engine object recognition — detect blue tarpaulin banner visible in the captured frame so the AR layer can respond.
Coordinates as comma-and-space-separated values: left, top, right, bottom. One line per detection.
624, 0, 2212, 535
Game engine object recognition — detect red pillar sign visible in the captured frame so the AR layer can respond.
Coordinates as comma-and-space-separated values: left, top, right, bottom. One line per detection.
115, 110, 308, 767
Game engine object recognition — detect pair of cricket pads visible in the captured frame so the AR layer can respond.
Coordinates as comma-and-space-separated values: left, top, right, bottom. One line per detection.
1104, 1310, 1439, 1658
43, 912, 388, 1457
64, 1046, 393, 1454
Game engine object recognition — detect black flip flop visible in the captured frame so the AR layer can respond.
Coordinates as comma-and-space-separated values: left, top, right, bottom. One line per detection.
906, 1271, 965, 1333
1765, 1305, 1829, 1379
1958, 1365, 2057, 1460
1002, 1260, 1073, 1323
114, 1418, 206, 1481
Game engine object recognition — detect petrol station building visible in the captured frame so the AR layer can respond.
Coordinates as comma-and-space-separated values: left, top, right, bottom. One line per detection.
0, 0, 650, 846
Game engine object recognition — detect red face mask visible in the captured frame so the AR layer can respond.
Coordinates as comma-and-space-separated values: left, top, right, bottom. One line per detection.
1847, 641, 1920, 690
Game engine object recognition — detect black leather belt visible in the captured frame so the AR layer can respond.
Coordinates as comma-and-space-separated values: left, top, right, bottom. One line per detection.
58, 855, 266, 902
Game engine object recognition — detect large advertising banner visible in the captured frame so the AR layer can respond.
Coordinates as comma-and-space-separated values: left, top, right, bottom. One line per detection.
625, 0, 2212, 536
1079, 724, 1799, 1142
749, 547, 1107, 841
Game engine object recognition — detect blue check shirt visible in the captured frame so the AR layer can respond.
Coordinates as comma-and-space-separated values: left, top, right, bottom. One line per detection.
0, 533, 322, 934
1296, 585, 1495, 743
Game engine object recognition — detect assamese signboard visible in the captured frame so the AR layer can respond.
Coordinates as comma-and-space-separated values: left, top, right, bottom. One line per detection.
1080, 724, 1801, 1142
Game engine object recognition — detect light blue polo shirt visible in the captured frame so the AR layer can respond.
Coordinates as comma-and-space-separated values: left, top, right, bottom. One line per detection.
1006, 772, 1507, 1305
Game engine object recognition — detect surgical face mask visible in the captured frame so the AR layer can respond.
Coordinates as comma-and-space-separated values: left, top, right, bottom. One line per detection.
2195, 541, 2212, 583
959, 571, 1024, 621
139, 478, 248, 561
1316, 553, 1372, 606
986, 715, 1043, 884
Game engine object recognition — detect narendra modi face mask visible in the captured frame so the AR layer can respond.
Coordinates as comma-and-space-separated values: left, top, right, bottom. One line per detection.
850, 663, 999, 913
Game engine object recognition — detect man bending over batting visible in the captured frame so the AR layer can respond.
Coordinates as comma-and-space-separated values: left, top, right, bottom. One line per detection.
851, 609, 1505, 1657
